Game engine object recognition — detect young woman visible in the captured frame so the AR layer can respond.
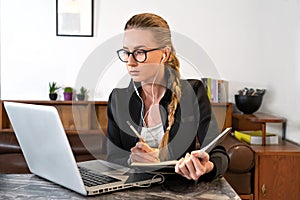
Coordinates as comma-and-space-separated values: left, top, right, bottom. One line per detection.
107, 13, 229, 181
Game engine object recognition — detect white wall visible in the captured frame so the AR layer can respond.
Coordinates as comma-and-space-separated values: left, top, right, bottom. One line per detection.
1, 0, 300, 144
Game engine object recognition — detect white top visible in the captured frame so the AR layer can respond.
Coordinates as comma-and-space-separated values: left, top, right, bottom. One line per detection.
141, 123, 164, 148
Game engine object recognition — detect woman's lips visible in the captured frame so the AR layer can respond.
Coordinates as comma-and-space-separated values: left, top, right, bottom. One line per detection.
129, 70, 140, 76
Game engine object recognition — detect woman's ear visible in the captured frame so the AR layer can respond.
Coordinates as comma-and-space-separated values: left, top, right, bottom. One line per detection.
160, 53, 166, 64
160, 48, 170, 64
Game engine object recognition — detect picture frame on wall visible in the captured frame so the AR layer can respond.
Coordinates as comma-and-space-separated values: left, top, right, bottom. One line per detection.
56, 0, 94, 37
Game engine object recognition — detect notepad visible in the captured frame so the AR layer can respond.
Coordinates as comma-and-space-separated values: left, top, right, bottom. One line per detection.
131, 160, 178, 167
130, 127, 232, 167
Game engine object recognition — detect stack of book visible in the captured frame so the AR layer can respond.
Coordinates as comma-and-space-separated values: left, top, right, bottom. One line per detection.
201, 78, 228, 103
234, 130, 279, 145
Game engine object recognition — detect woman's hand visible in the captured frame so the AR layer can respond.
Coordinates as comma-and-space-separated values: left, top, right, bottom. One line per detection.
175, 150, 214, 180
130, 142, 160, 163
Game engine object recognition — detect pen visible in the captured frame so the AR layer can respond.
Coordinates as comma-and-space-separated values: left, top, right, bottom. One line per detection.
126, 121, 146, 143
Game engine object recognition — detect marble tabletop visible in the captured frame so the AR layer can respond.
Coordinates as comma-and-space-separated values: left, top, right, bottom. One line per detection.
0, 174, 241, 200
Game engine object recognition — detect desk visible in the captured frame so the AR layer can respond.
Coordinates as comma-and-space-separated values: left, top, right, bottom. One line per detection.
232, 113, 287, 145
0, 174, 241, 200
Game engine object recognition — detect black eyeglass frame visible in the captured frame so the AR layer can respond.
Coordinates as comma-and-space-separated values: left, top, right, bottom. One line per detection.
116, 47, 164, 63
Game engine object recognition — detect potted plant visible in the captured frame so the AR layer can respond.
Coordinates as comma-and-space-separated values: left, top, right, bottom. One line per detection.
49, 82, 60, 100
77, 86, 88, 101
63, 87, 73, 101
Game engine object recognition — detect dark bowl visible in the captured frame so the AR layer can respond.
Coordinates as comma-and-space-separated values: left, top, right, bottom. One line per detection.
235, 95, 263, 114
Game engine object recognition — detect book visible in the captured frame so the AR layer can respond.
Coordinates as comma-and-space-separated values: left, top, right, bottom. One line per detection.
234, 130, 279, 145
130, 127, 232, 167
218, 79, 228, 103
201, 78, 228, 103
201, 78, 212, 102
211, 79, 217, 103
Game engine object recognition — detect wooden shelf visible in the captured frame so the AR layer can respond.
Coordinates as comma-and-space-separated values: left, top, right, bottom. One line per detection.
232, 112, 287, 145
1, 100, 232, 135
0, 100, 108, 135
1, 128, 14, 133
211, 102, 232, 131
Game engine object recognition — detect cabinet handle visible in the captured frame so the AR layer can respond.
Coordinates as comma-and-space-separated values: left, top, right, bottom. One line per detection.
261, 184, 266, 195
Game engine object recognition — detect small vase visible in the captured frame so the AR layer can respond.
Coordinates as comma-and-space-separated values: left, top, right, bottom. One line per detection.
63, 92, 73, 101
49, 93, 58, 101
77, 94, 85, 101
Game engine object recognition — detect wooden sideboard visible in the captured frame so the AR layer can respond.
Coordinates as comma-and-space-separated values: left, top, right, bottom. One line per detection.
251, 141, 300, 200
232, 112, 300, 200
0, 100, 232, 134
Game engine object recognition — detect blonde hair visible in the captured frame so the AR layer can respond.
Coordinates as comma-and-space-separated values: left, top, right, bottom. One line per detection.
125, 13, 182, 160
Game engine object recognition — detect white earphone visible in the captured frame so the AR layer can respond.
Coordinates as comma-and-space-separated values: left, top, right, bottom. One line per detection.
133, 82, 141, 97
132, 52, 165, 127
161, 53, 166, 64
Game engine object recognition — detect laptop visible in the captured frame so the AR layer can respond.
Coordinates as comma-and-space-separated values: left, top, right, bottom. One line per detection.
4, 101, 163, 196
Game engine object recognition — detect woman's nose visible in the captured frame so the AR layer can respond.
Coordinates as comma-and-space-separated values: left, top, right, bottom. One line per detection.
127, 54, 138, 66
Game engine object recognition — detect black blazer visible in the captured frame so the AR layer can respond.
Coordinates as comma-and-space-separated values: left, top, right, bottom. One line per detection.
106, 78, 229, 181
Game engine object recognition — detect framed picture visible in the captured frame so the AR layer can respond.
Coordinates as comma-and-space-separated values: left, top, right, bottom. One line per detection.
56, 0, 94, 37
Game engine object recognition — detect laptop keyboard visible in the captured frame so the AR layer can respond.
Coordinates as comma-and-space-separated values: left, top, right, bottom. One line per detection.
78, 167, 120, 187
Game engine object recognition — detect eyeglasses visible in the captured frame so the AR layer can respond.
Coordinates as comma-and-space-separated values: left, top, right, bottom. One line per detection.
116, 47, 164, 63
